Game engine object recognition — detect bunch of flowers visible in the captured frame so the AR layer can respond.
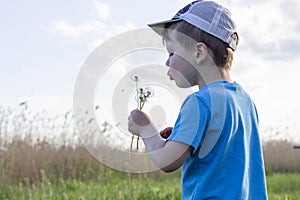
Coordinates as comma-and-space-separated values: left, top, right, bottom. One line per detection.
130, 76, 152, 155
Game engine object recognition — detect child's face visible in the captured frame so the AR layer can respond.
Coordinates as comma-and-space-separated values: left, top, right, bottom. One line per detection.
164, 31, 199, 88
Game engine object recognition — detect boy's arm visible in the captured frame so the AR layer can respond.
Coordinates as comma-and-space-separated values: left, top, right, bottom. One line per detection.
143, 134, 192, 172
128, 109, 192, 172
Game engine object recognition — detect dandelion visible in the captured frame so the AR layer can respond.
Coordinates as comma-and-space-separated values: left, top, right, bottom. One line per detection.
130, 76, 152, 157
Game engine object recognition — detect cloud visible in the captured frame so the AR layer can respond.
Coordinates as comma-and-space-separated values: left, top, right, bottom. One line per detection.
280, 39, 300, 56
225, 0, 300, 61
94, 0, 109, 20
88, 21, 136, 50
47, 20, 135, 41
48, 20, 105, 38
46, 0, 135, 44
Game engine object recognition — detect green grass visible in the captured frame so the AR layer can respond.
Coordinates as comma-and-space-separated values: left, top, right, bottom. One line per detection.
1, 172, 300, 200
0, 170, 181, 200
267, 173, 300, 200
1, 105, 300, 199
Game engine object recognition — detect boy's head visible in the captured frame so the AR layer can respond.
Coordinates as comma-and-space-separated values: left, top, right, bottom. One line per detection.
148, 1, 239, 70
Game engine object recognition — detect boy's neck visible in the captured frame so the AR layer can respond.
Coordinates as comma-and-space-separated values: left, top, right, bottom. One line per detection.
197, 66, 232, 90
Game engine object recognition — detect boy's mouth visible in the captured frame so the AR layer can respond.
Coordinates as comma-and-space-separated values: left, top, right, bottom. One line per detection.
168, 75, 174, 80
167, 71, 174, 80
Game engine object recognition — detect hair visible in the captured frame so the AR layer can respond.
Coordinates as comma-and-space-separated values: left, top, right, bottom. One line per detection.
162, 21, 239, 70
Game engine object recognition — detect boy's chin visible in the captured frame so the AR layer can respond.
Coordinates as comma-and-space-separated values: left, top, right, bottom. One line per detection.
175, 81, 193, 88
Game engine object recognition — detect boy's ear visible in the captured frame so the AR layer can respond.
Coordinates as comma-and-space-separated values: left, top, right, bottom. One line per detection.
195, 42, 209, 64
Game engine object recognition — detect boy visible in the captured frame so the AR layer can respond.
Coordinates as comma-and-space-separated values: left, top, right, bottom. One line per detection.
128, 1, 268, 199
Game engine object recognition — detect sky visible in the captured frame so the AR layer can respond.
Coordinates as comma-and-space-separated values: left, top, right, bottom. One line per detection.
1, 0, 300, 142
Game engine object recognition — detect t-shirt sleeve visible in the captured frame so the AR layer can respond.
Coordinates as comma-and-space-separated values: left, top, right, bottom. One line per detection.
167, 94, 209, 154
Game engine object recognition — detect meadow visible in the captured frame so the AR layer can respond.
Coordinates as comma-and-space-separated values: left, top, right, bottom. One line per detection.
0, 105, 300, 199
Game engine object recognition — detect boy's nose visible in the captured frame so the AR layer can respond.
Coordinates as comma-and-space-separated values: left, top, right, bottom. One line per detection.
165, 58, 170, 67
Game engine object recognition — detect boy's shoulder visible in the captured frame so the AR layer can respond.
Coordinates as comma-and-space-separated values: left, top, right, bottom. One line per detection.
190, 80, 252, 106
194, 80, 233, 98
197, 80, 247, 96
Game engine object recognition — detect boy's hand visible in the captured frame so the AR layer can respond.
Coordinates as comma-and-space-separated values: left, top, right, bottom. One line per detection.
160, 127, 173, 139
128, 109, 155, 137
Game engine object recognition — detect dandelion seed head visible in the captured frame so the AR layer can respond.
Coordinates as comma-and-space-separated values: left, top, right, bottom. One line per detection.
131, 75, 139, 82
144, 87, 154, 98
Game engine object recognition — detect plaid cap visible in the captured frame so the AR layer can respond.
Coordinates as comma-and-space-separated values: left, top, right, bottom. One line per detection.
172, 1, 202, 20
148, 1, 238, 51
148, 1, 201, 32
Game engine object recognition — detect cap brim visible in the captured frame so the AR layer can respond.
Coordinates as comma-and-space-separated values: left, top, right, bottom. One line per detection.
148, 18, 182, 36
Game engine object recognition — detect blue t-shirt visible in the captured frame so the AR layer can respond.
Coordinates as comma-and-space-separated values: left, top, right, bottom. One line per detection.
167, 81, 268, 200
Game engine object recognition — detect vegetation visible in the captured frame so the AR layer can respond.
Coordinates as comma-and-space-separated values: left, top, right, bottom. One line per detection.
1, 105, 300, 199
267, 173, 300, 200
0, 169, 300, 199
0, 170, 181, 200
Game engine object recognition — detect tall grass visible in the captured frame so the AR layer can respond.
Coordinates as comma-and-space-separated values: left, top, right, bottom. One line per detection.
0, 138, 107, 186
0, 104, 164, 186
263, 140, 300, 173
0, 104, 300, 187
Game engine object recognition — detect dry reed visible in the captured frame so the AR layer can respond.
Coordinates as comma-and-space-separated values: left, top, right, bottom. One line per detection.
263, 140, 300, 173
0, 104, 299, 186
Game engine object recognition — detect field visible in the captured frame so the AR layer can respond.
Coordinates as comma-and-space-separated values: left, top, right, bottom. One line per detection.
0, 170, 300, 199
1, 106, 300, 199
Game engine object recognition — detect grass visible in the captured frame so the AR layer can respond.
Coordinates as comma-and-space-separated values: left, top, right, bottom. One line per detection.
0, 170, 182, 200
1, 105, 300, 199
0, 171, 300, 199
267, 173, 300, 200
263, 140, 300, 173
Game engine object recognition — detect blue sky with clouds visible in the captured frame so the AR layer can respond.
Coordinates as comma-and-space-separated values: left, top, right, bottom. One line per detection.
1, 0, 300, 141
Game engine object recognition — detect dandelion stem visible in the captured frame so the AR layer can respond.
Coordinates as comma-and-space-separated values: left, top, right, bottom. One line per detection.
131, 76, 152, 154
134, 76, 140, 152
135, 76, 139, 109
130, 135, 134, 159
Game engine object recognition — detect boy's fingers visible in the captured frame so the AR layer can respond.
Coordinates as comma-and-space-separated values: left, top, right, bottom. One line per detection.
130, 110, 151, 127
160, 127, 173, 139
